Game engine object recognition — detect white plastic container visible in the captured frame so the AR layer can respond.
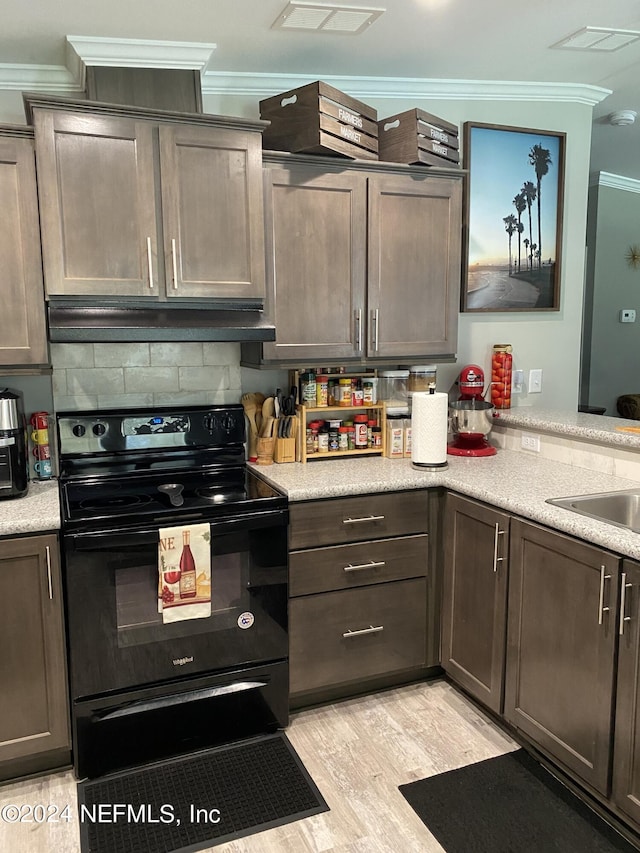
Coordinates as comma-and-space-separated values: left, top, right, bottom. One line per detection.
378, 370, 409, 413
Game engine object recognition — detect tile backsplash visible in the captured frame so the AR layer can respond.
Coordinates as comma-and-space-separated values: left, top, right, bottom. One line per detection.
51, 342, 242, 411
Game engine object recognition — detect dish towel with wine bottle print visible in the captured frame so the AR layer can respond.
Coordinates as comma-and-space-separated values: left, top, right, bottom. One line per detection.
158, 523, 211, 623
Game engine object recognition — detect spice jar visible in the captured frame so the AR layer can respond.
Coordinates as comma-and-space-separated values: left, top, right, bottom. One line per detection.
317, 428, 329, 453
491, 344, 513, 410
316, 375, 329, 407
338, 426, 349, 451
372, 426, 382, 448
354, 413, 368, 448
338, 377, 352, 406
362, 378, 377, 404
300, 371, 317, 406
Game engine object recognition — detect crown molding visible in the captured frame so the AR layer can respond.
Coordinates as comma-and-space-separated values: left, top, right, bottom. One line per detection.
592, 171, 640, 193
201, 71, 612, 106
0, 63, 81, 92
0, 62, 611, 107
65, 36, 217, 71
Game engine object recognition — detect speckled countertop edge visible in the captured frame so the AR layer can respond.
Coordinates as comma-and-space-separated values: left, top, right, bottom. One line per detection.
493, 408, 640, 448
0, 479, 61, 537
250, 451, 640, 560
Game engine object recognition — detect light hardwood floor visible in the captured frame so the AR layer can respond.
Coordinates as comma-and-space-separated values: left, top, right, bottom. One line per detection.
0, 679, 518, 852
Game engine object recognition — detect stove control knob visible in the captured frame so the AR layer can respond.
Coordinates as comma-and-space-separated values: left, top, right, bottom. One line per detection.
72, 424, 86, 437
203, 414, 217, 433
93, 423, 107, 436
221, 415, 236, 433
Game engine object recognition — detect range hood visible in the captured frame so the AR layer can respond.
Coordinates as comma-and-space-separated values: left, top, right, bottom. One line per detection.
47, 300, 276, 343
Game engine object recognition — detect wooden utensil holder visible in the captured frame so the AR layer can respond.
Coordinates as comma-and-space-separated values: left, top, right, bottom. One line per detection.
256, 437, 275, 465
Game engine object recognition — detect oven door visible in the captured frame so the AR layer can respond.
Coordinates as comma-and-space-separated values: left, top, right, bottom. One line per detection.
62, 509, 288, 700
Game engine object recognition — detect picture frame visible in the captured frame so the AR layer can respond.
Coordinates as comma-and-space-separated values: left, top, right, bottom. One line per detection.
461, 122, 565, 312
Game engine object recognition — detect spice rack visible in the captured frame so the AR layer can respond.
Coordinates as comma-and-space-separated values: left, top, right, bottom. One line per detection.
296, 402, 387, 463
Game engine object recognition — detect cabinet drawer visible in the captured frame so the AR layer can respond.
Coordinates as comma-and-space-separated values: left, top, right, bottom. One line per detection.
289, 578, 427, 695
289, 534, 428, 596
289, 490, 429, 549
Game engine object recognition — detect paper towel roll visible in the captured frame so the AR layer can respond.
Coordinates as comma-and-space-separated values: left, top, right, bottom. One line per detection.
411, 391, 449, 468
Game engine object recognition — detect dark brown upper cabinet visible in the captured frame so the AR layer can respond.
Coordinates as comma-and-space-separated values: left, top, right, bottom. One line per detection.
0, 127, 48, 367
27, 97, 267, 303
242, 153, 462, 367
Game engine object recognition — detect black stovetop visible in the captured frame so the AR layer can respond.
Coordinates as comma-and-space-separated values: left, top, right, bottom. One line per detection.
56, 404, 286, 532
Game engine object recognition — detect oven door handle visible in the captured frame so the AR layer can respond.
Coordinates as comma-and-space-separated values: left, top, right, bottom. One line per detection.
66, 509, 288, 550
94, 680, 268, 721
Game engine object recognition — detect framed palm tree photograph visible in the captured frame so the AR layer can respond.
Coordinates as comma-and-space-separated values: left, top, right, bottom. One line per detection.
461, 122, 565, 312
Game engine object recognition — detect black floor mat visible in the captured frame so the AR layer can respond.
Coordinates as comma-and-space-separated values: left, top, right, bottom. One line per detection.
399, 749, 638, 853
77, 732, 329, 853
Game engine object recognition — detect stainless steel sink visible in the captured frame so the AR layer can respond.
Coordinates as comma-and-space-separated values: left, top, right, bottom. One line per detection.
546, 489, 640, 532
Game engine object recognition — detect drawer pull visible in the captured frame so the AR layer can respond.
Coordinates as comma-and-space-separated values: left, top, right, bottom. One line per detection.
342, 515, 385, 525
619, 572, 633, 636
598, 564, 612, 625
343, 625, 384, 638
45, 546, 53, 600
146, 237, 154, 288
343, 560, 386, 572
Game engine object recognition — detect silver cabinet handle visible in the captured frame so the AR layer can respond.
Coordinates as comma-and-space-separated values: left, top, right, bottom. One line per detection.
171, 238, 179, 290
371, 308, 380, 352
342, 515, 385, 524
45, 546, 53, 600
598, 564, 612, 625
343, 625, 384, 638
619, 572, 632, 635
492, 523, 504, 572
343, 560, 386, 572
146, 237, 154, 289
355, 309, 362, 352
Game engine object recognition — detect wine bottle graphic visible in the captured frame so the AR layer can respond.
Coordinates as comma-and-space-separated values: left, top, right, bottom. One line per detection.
178, 530, 197, 599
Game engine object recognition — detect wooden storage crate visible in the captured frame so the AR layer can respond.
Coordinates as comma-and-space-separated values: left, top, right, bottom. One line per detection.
378, 108, 460, 167
260, 81, 378, 161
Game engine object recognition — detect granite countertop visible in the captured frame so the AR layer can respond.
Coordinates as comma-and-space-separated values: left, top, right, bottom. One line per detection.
493, 408, 640, 448
250, 450, 640, 560
0, 479, 61, 537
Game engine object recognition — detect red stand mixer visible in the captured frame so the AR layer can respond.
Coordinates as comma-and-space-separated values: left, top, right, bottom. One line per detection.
447, 364, 496, 457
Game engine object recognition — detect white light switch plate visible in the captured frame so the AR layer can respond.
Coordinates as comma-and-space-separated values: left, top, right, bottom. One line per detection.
528, 369, 543, 393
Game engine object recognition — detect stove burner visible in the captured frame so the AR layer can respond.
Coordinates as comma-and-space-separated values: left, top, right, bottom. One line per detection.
80, 494, 153, 511
157, 483, 184, 507
196, 485, 246, 504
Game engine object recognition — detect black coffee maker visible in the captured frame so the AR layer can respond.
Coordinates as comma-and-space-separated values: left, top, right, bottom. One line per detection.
0, 388, 28, 499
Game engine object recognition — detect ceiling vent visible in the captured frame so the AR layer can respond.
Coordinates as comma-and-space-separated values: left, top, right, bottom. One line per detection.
552, 26, 640, 52
272, 2, 385, 35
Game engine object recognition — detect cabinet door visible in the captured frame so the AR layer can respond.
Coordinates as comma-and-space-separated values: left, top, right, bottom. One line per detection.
0, 134, 48, 365
0, 535, 70, 770
505, 518, 618, 795
441, 493, 509, 714
159, 124, 265, 300
367, 174, 462, 358
33, 109, 158, 297
261, 167, 367, 362
612, 559, 640, 824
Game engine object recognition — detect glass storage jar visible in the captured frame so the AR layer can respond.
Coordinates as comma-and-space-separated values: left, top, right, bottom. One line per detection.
378, 370, 409, 413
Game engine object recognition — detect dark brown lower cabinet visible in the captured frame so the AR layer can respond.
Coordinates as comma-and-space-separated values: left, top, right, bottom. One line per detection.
441, 493, 510, 714
0, 534, 70, 780
288, 490, 430, 705
504, 518, 619, 796
612, 559, 640, 824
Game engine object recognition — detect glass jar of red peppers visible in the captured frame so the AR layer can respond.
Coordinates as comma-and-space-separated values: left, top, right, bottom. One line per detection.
491, 344, 512, 409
